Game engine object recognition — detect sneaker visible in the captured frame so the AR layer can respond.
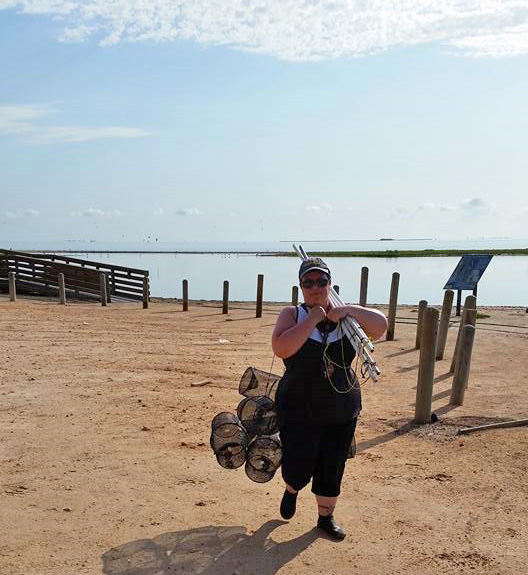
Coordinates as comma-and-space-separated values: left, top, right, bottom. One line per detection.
317, 515, 346, 541
280, 489, 298, 520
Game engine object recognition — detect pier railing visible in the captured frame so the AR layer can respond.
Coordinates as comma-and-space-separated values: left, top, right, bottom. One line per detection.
0, 249, 149, 302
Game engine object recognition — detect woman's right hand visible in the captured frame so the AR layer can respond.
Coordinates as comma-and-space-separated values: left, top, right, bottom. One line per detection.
308, 305, 326, 324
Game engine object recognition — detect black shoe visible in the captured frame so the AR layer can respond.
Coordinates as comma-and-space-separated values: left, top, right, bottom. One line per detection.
317, 515, 346, 541
280, 490, 298, 520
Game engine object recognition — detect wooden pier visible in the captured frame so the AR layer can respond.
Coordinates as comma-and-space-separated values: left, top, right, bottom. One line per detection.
0, 249, 149, 303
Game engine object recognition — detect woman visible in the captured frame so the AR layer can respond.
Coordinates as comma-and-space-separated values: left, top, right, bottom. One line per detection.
271, 257, 387, 540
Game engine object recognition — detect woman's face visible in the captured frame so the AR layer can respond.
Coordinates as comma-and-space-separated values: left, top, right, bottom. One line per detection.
300, 270, 331, 308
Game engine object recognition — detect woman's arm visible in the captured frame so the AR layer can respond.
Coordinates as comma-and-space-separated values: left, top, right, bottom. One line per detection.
326, 304, 388, 341
272, 305, 326, 358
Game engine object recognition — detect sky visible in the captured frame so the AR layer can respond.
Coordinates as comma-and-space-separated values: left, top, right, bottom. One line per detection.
1, 1, 528, 244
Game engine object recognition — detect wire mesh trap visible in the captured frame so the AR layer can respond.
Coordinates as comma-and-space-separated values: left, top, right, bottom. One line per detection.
244, 435, 283, 483
236, 395, 278, 437
210, 412, 249, 469
239, 367, 282, 401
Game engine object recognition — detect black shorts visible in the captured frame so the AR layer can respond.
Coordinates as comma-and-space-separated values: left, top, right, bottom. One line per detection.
279, 418, 357, 497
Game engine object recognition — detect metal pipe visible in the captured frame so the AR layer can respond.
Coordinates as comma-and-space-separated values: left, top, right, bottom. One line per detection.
294, 244, 380, 381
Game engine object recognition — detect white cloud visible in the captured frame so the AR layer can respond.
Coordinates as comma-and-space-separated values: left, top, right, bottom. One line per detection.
459, 197, 493, 213
69, 208, 121, 217
152, 208, 164, 216
0, 104, 152, 144
3, 208, 40, 218
2, 1, 528, 60
175, 207, 203, 216
306, 203, 334, 213
395, 197, 494, 218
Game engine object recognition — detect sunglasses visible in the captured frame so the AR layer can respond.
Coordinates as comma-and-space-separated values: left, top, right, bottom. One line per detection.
300, 278, 330, 289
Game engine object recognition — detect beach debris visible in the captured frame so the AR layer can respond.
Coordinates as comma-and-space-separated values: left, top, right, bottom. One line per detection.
458, 418, 528, 435
141, 426, 151, 431
218, 338, 230, 344
191, 379, 212, 387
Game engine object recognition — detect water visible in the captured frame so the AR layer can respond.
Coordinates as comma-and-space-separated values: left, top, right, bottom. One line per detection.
2, 239, 527, 305
3, 237, 528, 253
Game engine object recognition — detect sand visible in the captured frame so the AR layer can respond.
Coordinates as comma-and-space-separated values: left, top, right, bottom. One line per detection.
1, 296, 527, 575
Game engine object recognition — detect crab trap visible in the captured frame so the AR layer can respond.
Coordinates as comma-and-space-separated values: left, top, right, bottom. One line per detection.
239, 366, 281, 401
210, 367, 282, 482
237, 395, 278, 437
210, 412, 249, 469
245, 434, 283, 483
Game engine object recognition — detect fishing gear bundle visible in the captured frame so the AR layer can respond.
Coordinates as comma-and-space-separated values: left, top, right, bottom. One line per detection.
293, 243, 381, 383
210, 367, 283, 483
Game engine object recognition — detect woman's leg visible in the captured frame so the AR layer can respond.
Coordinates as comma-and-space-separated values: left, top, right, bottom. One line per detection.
279, 423, 322, 519
311, 419, 357, 540
315, 494, 337, 517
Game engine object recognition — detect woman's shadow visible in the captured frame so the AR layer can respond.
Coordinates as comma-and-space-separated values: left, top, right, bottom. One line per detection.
102, 520, 319, 575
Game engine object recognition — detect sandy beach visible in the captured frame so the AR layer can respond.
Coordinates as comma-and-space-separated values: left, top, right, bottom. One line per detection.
1, 296, 527, 575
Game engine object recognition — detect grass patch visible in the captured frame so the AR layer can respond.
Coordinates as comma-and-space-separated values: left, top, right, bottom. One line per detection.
476, 312, 491, 319
275, 248, 528, 258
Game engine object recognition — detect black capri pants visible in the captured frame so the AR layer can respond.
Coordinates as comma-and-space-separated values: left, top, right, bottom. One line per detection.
279, 418, 357, 497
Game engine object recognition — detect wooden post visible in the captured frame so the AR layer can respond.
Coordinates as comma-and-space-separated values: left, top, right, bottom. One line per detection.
291, 285, 298, 306
436, 290, 454, 360
415, 300, 428, 349
414, 307, 439, 424
450, 295, 477, 373
359, 267, 368, 306
386, 272, 400, 341
106, 273, 112, 304
58, 273, 66, 305
182, 279, 189, 312
450, 324, 476, 405
222, 280, 229, 314
8, 272, 16, 302
334, 285, 340, 295
99, 272, 107, 307
142, 276, 149, 309
456, 289, 462, 316
256, 274, 264, 318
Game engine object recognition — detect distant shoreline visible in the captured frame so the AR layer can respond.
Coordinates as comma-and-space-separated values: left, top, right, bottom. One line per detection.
21, 248, 528, 257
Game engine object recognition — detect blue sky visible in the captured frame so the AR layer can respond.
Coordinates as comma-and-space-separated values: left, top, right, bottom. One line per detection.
1, 1, 527, 243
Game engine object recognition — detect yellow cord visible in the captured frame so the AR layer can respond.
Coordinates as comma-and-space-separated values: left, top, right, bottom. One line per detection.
322, 320, 371, 393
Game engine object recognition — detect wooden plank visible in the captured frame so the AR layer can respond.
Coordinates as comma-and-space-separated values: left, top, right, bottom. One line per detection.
458, 418, 528, 435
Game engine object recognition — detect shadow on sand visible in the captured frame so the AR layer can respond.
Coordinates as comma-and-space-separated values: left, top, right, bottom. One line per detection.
102, 520, 319, 575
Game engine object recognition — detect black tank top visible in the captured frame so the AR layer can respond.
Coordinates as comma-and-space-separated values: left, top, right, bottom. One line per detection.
276, 305, 362, 425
